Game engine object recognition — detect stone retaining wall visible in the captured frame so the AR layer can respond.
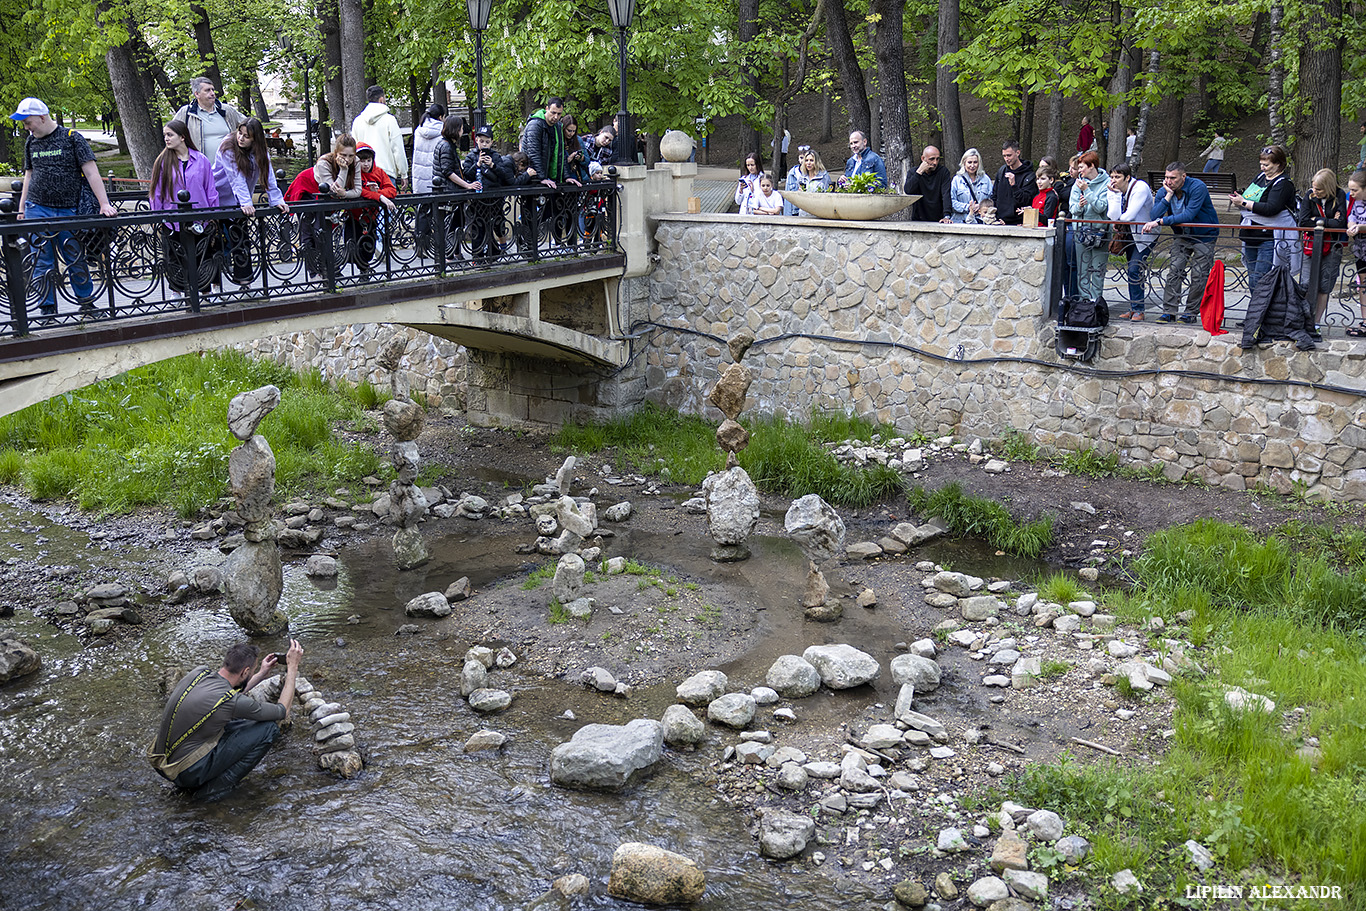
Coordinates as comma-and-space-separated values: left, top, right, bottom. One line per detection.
642, 215, 1366, 503
231, 324, 467, 410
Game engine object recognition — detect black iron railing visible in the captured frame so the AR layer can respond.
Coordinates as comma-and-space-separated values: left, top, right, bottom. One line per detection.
0, 178, 620, 338
1050, 215, 1361, 332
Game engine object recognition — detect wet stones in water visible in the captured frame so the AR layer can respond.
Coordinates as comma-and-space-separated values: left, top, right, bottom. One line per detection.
758, 807, 815, 860
468, 688, 512, 712
224, 541, 287, 636
928, 570, 984, 598
675, 670, 727, 706
305, 555, 338, 578
703, 467, 759, 562
404, 591, 452, 618
602, 501, 632, 522
784, 495, 846, 565
706, 693, 755, 729
801, 644, 879, 689
550, 719, 664, 789
765, 655, 821, 698
660, 704, 706, 748
608, 842, 706, 905
226, 385, 280, 441
392, 526, 429, 570
462, 659, 488, 696
464, 730, 507, 752
0, 631, 41, 684
582, 666, 617, 693
444, 576, 472, 601
265, 674, 365, 778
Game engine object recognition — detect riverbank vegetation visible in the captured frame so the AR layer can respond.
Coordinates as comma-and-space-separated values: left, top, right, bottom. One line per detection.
1012, 519, 1366, 906
0, 352, 385, 517
551, 403, 904, 507
906, 482, 1054, 558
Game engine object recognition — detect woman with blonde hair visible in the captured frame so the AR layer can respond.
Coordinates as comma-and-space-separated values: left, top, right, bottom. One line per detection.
949, 148, 993, 223
783, 147, 831, 216
1297, 167, 1348, 328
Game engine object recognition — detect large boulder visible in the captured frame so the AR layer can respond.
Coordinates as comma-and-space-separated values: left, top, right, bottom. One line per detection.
676, 670, 728, 706
552, 553, 586, 604
227, 435, 276, 524
706, 693, 756, 729
759, 807, 816, 859
0, 632, 41, 684
661, 704, 706, 748
703, 467, 760, 546
801, 644, 880, 689
550, 719, 665, 789
890, 654, 942, 693
784, 494, 846, 565
404, 592, 452, 618
608, 842, 706, 905
765, 654, 822, 698
223, 540, 286, 635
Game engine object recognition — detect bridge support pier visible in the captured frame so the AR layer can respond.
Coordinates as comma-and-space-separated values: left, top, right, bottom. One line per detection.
464, 346, 646, 429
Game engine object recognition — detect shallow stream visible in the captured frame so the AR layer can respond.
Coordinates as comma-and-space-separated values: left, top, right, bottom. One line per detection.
0, 501, 1048, 910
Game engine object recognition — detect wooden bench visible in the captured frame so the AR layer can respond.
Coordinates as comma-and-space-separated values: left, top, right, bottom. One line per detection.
1149, 170, 1237, 196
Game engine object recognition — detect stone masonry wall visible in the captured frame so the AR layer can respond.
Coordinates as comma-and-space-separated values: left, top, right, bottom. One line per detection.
643, 215, 1366, 503
231, 324, 467, 410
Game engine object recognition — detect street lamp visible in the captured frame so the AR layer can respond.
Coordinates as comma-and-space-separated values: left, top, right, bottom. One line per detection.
279, 32, 317, 162
466, 0, 492, 132
607, 0, 635, 164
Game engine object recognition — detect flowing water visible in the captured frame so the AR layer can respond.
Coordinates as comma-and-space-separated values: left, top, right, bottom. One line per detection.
0, 501, 1051, 910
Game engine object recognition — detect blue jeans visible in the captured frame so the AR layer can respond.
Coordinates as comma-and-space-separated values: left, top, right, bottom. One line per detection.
1244, 241, 1277, 293
174, 718, 281, 802
1203, 159, 1222, 173
25, 201, 95, 312
1125, 243, 1155, 310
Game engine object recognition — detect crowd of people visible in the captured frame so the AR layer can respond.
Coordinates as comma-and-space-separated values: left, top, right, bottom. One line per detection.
8, 80, 636, 312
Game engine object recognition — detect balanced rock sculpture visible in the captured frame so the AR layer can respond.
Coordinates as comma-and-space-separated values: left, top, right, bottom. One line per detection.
705, 330, 759, 562
223, 385, 287, 635
784, 494, 847, 621
379, 335, 430, 569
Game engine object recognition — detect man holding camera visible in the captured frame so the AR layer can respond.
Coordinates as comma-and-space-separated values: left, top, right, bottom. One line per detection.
149, 640, 302, 801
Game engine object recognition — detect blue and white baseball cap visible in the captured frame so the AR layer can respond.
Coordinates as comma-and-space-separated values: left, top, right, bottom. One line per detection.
10, 98, 49, 120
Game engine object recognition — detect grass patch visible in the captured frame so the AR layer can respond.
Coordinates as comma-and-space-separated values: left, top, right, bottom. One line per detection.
1054, 444, 1119, 478
1014, 520, 1366, 902
1038, 659, 1071, 679
906, 482, 1054, 558
0, 351, 389, 517
998, 427, 1041, 462
551, 403, 906, 508
521, 564, 556, 590
1035, 570, 1082, 605
547, 599, 570, 624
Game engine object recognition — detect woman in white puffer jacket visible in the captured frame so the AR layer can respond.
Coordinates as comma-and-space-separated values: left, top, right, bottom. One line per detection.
411, 103, 446, 193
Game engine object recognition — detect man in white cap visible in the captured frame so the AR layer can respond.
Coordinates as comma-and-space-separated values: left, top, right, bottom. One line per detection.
11, 98, 117, 320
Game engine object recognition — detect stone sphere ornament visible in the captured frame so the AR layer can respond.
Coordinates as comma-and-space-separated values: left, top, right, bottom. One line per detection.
660, 131, 695, 163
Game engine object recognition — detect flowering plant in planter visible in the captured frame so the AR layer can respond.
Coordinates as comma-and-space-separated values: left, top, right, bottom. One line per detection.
824, 173, 898, 195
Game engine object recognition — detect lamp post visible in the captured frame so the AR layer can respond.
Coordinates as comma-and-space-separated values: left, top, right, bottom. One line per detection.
607, 0, 635, 164
467, 0, 492, 132
280, 33, 317, 162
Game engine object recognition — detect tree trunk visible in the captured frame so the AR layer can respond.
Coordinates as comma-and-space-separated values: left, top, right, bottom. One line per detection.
189, 0, 222, 94
317, 90, 333, 153
824, 0, 869, 138
872, 0, 910, 187
866, 18, 880, 153
320, 0, 346, 134
339, 0, 367, 125
1105, 16, 1133, 169
1293, 0, 1343, 184
1267, 1, 1287, 147
821, 89, 833, 143
738, 0, 762, 156
251, 74, 270, 121
1163, 92, 1184, 167
935, 0, 964, 167
102, 17, 161, 178
1021, 90, 1036, 163
432, 61, 448, 110
1129, 49, 1161, 169
1046, 91, 1063, 160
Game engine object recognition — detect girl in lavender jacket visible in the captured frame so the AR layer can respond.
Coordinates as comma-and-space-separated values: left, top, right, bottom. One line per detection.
211, 117, 288, 282
149, 121, 219, 294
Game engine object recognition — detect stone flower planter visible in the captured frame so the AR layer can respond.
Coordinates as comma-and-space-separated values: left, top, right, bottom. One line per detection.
782, 190, 919, 221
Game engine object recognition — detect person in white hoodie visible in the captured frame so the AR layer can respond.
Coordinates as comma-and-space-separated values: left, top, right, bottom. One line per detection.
1106, 162, 1155, 319
351, 86, 408, 189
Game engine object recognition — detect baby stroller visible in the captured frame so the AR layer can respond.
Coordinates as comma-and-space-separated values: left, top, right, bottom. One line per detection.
1055, 294, 1109, 362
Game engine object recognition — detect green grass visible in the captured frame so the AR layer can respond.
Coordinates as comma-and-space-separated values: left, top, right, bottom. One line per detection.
1013, 520, 1366, 905
0, 351, 388, 517
521, 564, 556, 589
998, 427, 1042, 462
1035, 570, 1083, 605
551, 403, 905, 507
906, 482, 1054, 558
547, 599, 570, 624
1055, 444, 1119, 478
1039, 659, 1071, 679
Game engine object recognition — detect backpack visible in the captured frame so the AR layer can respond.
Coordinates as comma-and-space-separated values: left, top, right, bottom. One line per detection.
1059, 293, 1110, 329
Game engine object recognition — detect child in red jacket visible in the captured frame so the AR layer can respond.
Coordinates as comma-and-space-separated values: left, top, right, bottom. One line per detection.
352, 142, 397, 272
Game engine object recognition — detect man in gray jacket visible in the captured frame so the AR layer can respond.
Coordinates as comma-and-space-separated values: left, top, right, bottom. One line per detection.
150, 640, 302, 801
170, 77, 245, 166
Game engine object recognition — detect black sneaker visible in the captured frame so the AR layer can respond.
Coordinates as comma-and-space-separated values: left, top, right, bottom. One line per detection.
1178, 314, 1197, 324
1156, 313, 1176, 323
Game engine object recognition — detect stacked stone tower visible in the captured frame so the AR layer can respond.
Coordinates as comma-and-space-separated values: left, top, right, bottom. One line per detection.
223, 385, 288, 635
703, 331, 760, 562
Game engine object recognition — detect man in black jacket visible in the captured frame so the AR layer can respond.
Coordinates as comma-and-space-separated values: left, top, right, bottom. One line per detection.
904, 146, 951, 222
463, 124, 516, 261
993, 140, 1037, 226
